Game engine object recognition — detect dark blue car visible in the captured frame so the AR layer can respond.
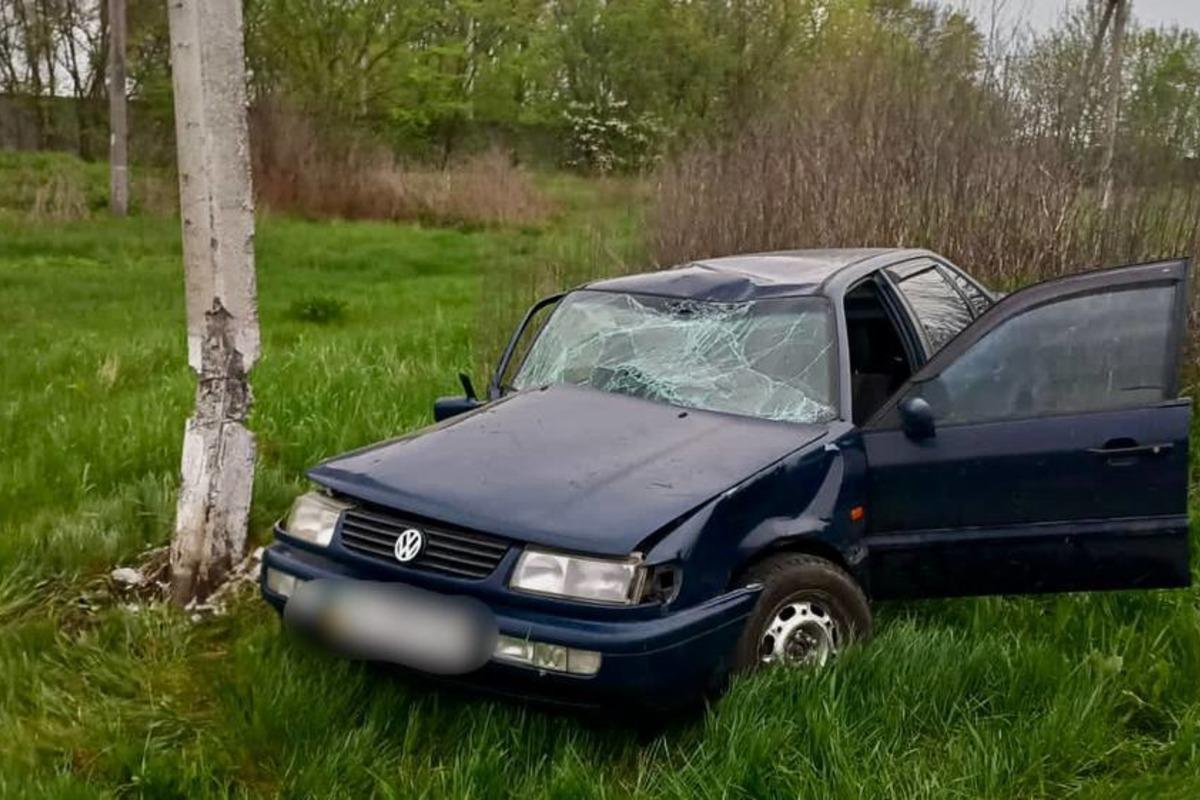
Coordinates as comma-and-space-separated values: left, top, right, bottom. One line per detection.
261, 249, 1192, 709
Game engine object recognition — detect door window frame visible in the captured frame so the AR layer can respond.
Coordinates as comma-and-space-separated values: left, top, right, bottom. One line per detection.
845, 273, 927, 374
864, 259, 1191, 430
935, 258, 995, 318
840, 273, 927, 425
881, 258, 978, 357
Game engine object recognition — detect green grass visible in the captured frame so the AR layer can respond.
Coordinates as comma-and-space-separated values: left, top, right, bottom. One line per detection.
0, 158, 1198, 797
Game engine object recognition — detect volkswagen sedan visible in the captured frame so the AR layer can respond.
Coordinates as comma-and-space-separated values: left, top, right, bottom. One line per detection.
261, 249, 1192, 709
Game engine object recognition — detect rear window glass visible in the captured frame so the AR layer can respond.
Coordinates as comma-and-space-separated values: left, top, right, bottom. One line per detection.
947, 269, 991, 316
892, 267, 973, 352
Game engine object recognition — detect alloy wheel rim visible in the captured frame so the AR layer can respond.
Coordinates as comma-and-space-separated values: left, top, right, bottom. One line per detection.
759, 599, 839, 667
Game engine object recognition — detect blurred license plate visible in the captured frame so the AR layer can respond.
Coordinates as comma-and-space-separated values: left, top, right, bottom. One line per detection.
284, 579, 496, 675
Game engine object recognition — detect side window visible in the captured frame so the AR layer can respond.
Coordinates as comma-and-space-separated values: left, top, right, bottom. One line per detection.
916, 285, 1175, 424
944, 267, 992, 317
890, 266, 973, 353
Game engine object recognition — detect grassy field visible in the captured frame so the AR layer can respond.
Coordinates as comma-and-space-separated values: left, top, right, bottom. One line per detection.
1, 155, 1198, 798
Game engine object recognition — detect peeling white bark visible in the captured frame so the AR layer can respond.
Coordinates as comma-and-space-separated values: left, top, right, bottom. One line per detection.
167, 0, 260, 605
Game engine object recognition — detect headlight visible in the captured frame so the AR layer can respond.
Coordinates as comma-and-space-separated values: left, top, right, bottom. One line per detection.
283, 491, 349, 547
509, 548, 644, 605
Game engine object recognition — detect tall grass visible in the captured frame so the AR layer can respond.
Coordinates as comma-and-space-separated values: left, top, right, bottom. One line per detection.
0, 150, 177, 220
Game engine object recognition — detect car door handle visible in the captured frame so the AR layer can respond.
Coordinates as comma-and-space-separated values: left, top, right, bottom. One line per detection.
1086, 442, 1173, 458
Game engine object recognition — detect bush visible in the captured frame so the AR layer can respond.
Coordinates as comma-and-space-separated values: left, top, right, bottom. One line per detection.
563, 100, 664, 174
250, 104, 554, 227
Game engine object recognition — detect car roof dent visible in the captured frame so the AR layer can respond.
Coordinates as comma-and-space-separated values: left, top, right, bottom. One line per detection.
584, 248, 934, 302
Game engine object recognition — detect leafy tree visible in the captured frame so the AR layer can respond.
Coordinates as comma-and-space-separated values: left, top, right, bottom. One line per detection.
1126, 26, 1200, 164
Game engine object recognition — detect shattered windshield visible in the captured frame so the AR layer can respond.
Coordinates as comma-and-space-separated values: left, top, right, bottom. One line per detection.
512, 291, 837, 424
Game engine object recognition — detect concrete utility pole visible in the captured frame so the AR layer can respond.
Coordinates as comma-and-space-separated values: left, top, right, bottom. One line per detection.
166, 0, 260, 605
107, 0, 128, 215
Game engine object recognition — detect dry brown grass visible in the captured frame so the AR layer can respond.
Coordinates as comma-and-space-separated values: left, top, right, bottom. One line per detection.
250, 106, 553, 227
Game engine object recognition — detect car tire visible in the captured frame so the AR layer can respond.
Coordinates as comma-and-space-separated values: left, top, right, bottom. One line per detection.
731, 553, 872, 673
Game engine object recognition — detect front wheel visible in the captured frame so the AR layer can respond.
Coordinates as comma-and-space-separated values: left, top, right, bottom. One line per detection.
731, 553, 872, 672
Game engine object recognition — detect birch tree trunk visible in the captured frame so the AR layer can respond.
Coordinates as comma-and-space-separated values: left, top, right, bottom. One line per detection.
1071, 0, 1116, 147
166, 0, 260, 606
1099, 0, 1129, 211
107, 0, 128, 216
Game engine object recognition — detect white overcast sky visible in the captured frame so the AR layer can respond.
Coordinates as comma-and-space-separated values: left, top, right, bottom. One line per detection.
951, 0, 1200, 34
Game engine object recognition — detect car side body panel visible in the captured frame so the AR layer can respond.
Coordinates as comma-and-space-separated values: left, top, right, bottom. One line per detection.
865, 400, 1192, 598
862, 259, 1192, 599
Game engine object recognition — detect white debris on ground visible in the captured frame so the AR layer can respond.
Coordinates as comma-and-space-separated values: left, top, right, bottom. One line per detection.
110, 566, 147, 588
104, 545, 263, 621
106, 545, 170, 602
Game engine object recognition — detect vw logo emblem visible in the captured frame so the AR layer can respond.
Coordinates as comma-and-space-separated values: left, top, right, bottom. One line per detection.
394, 528, 424, 563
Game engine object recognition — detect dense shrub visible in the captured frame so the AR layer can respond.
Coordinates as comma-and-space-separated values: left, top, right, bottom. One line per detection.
250, 105, 554, 227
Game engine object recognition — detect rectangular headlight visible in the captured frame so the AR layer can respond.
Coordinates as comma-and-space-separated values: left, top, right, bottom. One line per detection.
509, 548, 644, 605
283, 491, 350, 547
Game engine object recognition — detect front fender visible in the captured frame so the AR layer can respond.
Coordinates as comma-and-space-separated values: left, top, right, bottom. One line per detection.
647, 426, 868, 606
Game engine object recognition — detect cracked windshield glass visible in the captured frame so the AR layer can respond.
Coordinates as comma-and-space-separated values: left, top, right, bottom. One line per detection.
513, 291, 837, 423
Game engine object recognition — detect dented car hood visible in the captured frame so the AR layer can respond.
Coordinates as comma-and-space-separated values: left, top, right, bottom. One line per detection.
309, 384, 827, 555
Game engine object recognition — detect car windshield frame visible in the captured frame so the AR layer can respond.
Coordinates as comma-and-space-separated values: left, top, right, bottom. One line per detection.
509, 289, 841, 425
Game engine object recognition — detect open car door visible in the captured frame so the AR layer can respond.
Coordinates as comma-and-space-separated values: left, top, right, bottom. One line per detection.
861, 259, 1192, 599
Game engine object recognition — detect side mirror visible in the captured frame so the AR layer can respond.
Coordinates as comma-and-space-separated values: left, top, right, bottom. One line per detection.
433, 372, 482, 422
898, 396, 935, 441
458, 372, 478, 400
433, 395, 481, 422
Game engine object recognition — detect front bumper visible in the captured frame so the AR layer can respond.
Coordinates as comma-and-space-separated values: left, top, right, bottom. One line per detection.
260, 542, 759, 709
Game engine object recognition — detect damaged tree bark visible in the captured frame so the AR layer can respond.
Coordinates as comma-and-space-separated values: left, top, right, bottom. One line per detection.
166, 0, 260, 605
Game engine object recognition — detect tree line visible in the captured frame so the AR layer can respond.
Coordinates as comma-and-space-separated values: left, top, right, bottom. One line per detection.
1, 0, 1199, 175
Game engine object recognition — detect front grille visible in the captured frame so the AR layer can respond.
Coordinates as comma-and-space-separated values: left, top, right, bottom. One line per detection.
339, 506, 510, 579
